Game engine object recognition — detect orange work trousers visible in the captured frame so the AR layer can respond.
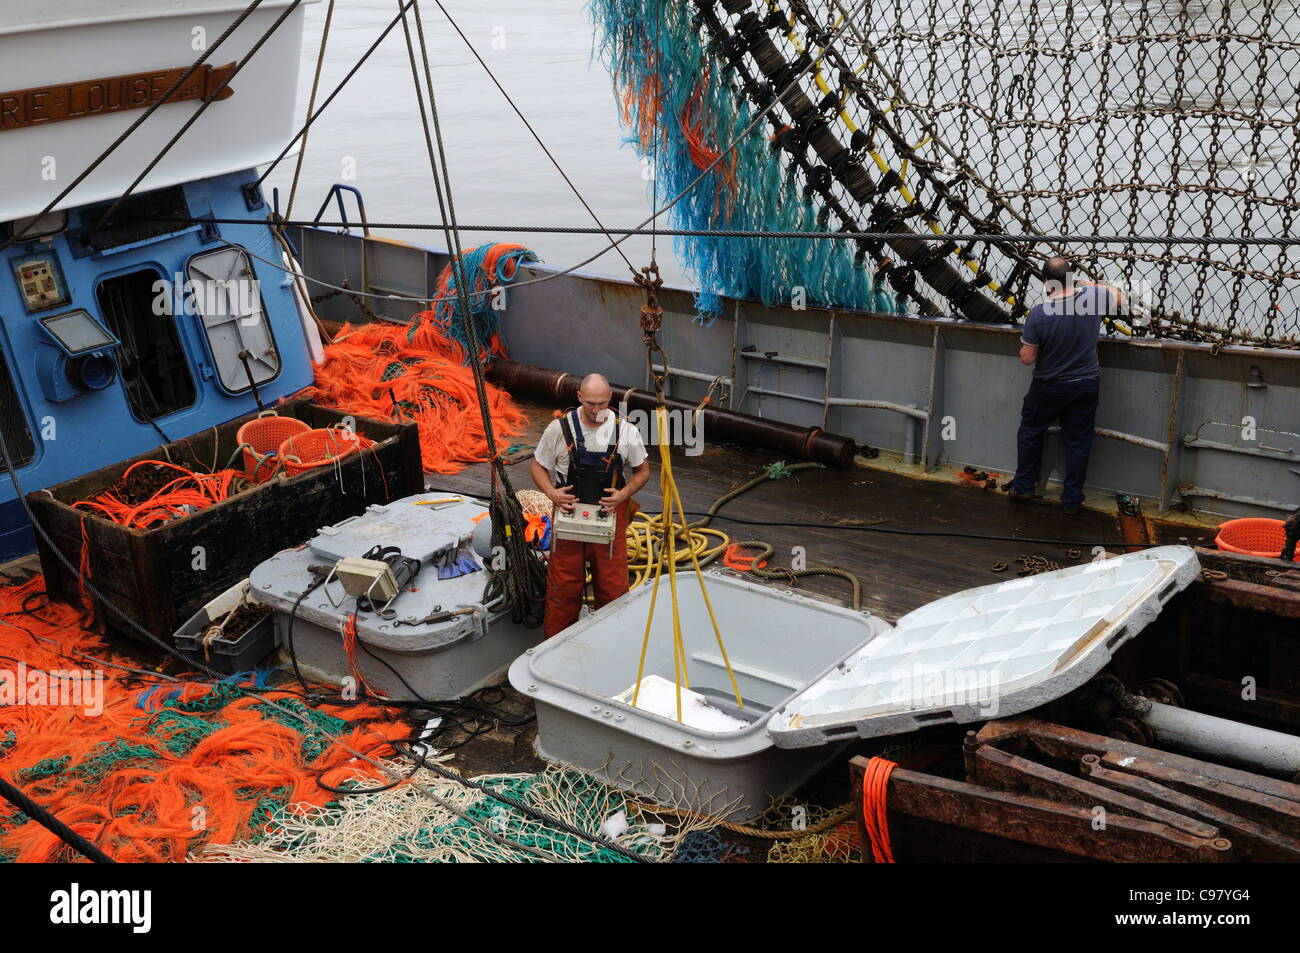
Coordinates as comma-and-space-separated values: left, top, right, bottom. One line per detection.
543, 500, 630, 639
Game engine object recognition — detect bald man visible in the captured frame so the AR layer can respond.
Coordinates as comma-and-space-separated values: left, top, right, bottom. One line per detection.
531, 374, 650, 638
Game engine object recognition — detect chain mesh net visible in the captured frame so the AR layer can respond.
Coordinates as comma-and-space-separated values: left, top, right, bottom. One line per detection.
599, 0, 1300, 345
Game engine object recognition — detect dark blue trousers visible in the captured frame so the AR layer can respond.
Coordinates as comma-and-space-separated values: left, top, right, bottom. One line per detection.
1012, 376, 1100, 506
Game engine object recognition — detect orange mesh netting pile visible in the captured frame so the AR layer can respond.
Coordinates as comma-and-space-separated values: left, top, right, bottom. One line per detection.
306, 243, 537, 475
0, 576, 411, 863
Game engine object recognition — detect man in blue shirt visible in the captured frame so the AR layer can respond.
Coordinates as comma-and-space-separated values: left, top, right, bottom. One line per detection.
1010, 257, 1122, 515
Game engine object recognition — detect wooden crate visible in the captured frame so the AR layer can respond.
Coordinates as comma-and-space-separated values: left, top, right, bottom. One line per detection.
28, 400, 424, 645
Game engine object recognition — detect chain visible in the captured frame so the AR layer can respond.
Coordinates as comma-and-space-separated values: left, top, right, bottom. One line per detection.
1016, 553, 1063, 575
1155, 0, 1191, 330
685, 0, 1300, 346
1267, 80, 1300, 341
1055, 0, 1076, 237
1192, 0, 1237, 342
634, 262, 668, 403
1086, 0, 1115, 279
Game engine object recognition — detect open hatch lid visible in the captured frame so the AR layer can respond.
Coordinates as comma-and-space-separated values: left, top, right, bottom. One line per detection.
769, 546, 1199, 749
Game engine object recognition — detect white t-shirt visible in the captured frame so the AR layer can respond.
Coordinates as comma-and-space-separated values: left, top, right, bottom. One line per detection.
534, 411, 648, 485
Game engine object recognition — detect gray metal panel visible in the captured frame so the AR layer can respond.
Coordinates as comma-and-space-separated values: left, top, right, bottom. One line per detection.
297, 229, 1300, 517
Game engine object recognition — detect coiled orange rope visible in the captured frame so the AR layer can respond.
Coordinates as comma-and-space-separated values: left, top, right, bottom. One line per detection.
861, 756, 897, 863
73, 461, 243, 529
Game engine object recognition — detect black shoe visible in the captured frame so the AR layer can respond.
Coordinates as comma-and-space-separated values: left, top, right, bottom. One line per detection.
1009, 489, 1042, 504
1063, 503, 1082, 515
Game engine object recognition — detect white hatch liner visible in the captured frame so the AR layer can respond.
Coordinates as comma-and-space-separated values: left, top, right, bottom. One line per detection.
510, 546, 1199, 820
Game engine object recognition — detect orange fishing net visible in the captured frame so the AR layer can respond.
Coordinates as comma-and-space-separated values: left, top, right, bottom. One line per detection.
0, 575, 411, 863
306, 316, 528, 476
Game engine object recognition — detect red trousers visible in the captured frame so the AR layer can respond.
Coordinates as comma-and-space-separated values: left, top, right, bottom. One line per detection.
544, 501, 630, 638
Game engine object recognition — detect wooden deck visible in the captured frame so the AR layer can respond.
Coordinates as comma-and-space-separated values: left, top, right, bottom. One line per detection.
428, 395, 1218, 623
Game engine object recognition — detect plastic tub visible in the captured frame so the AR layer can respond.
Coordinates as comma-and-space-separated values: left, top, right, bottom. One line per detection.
236, 413, 310, 482
1215, 517, 1295, 561
279, 427, 361, 476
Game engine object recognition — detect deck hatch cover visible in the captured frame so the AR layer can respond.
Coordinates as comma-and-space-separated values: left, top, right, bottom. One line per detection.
769, 546, 1199, 748
306, 495, 485, 565
186, 246, 280, 393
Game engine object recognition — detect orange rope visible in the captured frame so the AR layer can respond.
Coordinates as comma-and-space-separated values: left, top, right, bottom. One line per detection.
342, 610, 382, 701
72, 460, 244, 529
722, 543, 767, 571
861, 756, 897, 863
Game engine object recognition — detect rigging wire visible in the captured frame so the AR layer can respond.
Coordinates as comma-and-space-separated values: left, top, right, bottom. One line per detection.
424, 0, 637, 274
254, 0, 419, 191
0, 0, 270, 260
112, 216, 1300, 247
88, 0, 309, 236
400, 0, 547, 626
285, 0, 339, 219
250, 0, 879, 307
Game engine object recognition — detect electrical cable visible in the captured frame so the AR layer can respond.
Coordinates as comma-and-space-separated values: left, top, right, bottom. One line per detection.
673, 507, 1189, 550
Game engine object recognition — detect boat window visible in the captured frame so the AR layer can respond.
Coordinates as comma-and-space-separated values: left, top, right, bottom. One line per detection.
0, 345, 35, 469
96, 270, 197, 422
186, 247, 281, 393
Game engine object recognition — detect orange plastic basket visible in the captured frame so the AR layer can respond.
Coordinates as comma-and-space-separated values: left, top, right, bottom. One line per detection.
236, 414, 311, 482
1214, 517, 1296, 561
279, 427, 361, 476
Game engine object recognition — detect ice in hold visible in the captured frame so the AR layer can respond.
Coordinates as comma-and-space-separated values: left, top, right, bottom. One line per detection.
619, 675, 749, 733
599, 810, 628, 841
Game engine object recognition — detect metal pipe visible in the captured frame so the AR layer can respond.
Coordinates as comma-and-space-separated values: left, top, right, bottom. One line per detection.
1176, 485, 1299, 513
1138, 698, 1300, 777
485, 360, 858, 467
1182, 436, 1297, 460
1093, 427, 1169, 453
1045, 424, 1169, 453
649, 363, 732, 387
750, 385, 930, 420
825, 396, 930, 420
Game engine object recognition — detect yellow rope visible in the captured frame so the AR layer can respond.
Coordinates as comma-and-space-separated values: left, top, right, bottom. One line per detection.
632, 408, 743, 720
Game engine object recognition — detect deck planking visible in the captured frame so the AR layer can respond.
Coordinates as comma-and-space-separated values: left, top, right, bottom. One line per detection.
431, 395, 1166, 622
